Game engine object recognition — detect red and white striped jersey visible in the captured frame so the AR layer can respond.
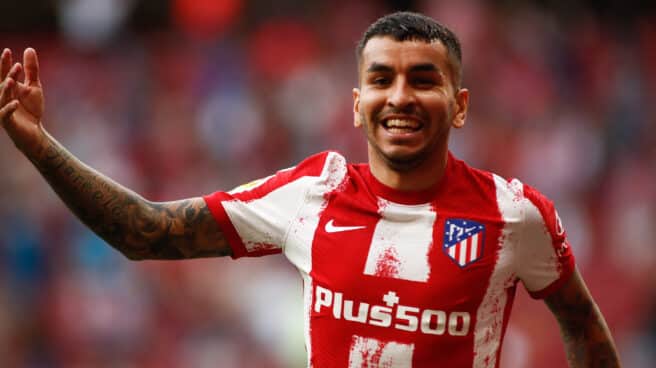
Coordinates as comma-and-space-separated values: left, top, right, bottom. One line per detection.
204, 151, 575, 368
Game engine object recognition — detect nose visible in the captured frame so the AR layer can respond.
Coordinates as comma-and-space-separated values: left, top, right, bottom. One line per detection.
387, 78, 416, 110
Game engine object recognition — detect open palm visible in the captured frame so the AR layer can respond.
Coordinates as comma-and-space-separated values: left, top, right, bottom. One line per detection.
0, 48, 46, 154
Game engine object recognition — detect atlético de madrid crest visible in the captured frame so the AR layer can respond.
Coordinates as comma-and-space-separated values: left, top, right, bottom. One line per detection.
443, 219, 485, 268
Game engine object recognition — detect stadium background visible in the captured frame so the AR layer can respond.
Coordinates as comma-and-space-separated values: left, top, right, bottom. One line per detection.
0, 0, 654, 366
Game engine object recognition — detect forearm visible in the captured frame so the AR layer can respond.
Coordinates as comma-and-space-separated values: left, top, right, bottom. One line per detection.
26, 127, 228, 259
557, 301, 621, 367
2, 48, 228, 259
546, 270, 622, 367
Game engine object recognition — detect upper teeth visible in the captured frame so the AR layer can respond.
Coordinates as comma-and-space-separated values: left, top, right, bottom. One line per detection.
386, 119, 419, 129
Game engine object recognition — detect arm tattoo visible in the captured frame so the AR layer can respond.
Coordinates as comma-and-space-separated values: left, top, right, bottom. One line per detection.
545, 270, 622, 367
30, 133, 231, 260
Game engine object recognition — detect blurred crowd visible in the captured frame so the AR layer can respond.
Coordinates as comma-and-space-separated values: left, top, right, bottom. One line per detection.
0, 0, 655, 367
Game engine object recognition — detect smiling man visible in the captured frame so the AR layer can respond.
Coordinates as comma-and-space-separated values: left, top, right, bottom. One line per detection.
0, 11, 621, 368
354, 27, 468, 189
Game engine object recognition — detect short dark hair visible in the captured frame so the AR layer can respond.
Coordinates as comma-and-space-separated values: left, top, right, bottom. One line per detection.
356, 11, 463, 87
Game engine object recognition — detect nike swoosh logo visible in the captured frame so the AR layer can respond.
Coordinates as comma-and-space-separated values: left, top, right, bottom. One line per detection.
325, 219, 366, 233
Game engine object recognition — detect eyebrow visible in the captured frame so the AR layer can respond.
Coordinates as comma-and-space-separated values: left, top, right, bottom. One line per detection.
365, 62, 441, 74
366, 62, 393, 73
409, 63, 440, 73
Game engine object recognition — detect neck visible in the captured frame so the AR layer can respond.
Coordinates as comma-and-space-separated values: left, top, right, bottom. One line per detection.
368, 146, 449, 192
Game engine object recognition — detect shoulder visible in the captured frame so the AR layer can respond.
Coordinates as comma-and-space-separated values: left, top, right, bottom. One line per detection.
295, 150, 349, 186
520, 183, 566, 241
493, 174, 568, 255
441, 153, 519, 214
292, 150, 347, 177
446, 153, 506, 193
452, 153, 554, 216
455, 155, 560, 232
490, 173, 561, 232
228, 151, 345, 191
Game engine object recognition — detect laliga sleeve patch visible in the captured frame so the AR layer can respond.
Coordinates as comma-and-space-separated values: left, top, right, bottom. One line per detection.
444, 219, 485, 268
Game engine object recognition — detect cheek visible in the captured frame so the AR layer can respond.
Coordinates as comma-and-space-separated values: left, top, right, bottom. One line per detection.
359, 90, 385, 113
358, 104, 376, 124
425, 95, 452, 118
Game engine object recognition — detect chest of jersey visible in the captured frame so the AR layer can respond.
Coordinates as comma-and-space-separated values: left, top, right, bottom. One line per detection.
207, 152, 566, 367
300, 177, 509, 367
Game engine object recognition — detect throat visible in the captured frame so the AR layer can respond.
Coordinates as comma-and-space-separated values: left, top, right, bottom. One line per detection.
368, 145, 448, 192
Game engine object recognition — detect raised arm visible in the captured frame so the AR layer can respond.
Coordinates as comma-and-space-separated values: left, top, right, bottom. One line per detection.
545, 268, 621, 367
0, 48, 231, 260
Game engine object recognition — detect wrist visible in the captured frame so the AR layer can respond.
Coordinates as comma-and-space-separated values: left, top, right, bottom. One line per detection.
22, 123, 51, 165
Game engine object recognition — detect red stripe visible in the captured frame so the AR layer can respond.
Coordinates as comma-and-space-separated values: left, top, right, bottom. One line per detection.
203, 193, 248, 259
454, 242, 461, 264
231, 151, 328, 202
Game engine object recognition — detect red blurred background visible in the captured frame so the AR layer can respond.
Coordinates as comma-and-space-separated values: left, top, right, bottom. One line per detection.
0, 0, 654, 367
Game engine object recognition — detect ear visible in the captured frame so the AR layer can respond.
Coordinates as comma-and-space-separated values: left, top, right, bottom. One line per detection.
353, 87, 362, 128
451, 88, 469, 129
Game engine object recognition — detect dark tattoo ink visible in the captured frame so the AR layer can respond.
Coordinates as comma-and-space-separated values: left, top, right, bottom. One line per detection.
32, 135, 231, 260
545, 271, 622, 367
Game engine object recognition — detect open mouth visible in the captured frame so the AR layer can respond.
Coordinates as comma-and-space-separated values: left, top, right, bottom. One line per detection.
382, 118, 423, 134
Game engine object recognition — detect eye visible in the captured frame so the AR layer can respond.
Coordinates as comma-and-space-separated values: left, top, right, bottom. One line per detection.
372, 77, 390, 86
412, 77, 438, 88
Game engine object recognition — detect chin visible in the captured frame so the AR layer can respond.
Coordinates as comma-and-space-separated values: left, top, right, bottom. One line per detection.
379, 148, 429, 172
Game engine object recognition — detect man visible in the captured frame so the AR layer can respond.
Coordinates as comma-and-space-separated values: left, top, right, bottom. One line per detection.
0, 11, 621, 368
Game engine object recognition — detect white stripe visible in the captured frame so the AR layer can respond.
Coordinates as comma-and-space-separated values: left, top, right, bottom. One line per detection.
449, 244, 456, 258
473, 175, 523, 367
517, 200, 562, 292
459, 239, 468, 265
282, 152, 348, 367
348, 336, 414, 367
364, 200, 435, 282
469, 233, 479, 262
224, 176, 319, 253
284, 151, 347, 274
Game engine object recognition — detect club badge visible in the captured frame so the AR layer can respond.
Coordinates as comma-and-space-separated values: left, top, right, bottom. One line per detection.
443, 219, 485, 268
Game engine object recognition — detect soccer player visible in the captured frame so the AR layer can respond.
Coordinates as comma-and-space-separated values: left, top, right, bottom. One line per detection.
0, 11, 621, 368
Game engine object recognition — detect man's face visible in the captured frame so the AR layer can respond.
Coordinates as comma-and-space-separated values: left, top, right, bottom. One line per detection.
353, 36, 468, 172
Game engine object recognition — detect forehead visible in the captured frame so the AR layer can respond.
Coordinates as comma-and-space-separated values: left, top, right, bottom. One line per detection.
360, 36, 450, 72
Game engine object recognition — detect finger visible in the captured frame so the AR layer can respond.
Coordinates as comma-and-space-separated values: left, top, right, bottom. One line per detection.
23, 48, 40, 86
0, 100, 19, 124
0, 77, 15, 105
1, 49, 12, 79
7, 62, 22, 81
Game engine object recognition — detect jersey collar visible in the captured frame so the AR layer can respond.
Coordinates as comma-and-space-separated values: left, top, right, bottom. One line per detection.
363, 152, 453, 205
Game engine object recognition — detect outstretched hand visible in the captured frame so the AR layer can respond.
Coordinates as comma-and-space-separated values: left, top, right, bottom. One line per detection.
0, 48, 46, 155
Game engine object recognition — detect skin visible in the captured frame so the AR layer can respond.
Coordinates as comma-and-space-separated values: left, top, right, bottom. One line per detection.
546, 269, 622, 367
353, 36, 469, 191
0, 48, 231, 260
1, 44, 621, 366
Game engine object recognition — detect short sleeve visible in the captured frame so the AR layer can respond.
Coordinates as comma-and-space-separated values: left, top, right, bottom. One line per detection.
203, 152, 332, 259
516, 185, 576, 299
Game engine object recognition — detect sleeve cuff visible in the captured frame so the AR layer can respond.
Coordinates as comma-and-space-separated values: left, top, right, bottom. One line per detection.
528, 254, 576, 299
203, 192, 248, 259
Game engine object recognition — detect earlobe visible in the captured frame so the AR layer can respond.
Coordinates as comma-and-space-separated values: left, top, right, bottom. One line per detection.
353, 88, 362, 128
